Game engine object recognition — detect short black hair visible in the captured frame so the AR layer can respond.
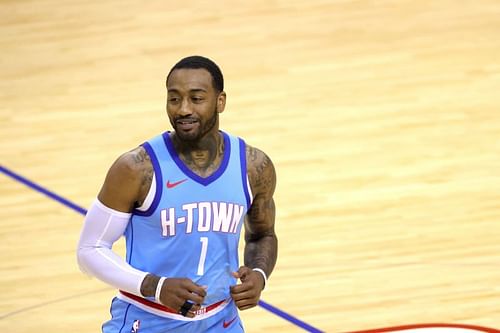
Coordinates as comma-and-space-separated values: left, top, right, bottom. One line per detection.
166, 55, 224, 92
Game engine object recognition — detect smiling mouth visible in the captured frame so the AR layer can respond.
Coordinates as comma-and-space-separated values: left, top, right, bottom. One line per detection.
176, 118, 198, 125
175, 118, 199, 132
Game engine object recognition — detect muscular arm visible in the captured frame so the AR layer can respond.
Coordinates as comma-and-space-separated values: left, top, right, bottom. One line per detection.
96, 147, 163, 296
97, 146, 153, 212
78, 147, 206, 314
230, 144, 277, 310
77, 147, 155, 293
245, 144, 278, 280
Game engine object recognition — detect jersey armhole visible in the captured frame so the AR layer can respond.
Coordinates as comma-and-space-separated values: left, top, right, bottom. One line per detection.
239, 138, 253, 208
132, 142, 162, 216
136, 172, 156, 212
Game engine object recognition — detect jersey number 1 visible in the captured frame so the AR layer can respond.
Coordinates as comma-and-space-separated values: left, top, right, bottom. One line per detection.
197, 237, 208, 276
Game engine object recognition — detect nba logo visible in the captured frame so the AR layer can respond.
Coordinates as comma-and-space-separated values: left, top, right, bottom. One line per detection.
131, 320, 140, 333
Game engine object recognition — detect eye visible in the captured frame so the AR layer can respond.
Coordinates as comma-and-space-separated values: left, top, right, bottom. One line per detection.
192, 96, 204, 103
168, 96, 180, 103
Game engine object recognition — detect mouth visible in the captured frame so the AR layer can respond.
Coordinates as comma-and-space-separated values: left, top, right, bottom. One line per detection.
176, 118, 198, 124
175, 118, 199, 131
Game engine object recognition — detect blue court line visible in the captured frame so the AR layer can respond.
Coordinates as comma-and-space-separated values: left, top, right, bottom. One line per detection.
1, 165, 86, 215
258, 300, 324, 333
0, 164, 324, 333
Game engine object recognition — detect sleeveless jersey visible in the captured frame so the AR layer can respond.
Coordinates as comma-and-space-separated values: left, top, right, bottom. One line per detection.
124, 131, 252, 308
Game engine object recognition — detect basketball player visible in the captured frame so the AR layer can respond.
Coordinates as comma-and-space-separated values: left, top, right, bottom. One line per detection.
77, 55, 278, 332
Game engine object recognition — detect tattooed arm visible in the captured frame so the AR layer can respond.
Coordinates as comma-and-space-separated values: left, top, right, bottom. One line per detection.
230, 144, 278, 310
77, 147, 153, 292
78, 147, 206, 316
97, 146, 153, 212
96, 147, 161, 294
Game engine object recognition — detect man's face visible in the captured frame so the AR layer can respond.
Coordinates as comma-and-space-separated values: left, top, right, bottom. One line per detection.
166, 68, 225, 142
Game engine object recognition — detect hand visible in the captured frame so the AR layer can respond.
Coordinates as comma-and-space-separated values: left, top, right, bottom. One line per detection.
158, 278, 207, 318
230, 266, 265, 310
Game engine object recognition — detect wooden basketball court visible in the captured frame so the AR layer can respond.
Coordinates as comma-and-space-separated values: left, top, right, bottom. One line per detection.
1, 1, 500, 332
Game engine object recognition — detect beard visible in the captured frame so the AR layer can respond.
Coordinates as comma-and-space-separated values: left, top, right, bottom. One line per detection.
172, 107, 218, 142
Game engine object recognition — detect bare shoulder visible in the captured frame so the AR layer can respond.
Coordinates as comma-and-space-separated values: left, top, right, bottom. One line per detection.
98, 146, 153, 212
110, 146, 152, 181
245, 144, 277, 198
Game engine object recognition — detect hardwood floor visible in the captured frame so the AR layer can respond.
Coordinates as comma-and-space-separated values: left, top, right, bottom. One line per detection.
1, 1, 499, 332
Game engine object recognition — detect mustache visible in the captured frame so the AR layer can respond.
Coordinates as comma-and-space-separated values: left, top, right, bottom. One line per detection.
174, 116, 199, 123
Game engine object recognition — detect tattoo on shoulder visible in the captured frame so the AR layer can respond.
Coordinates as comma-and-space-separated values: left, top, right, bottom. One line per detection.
256, 153, 271, 175
248, 145, 258, 162
125, 147, 153, 189
138, 149, 153, 186
246, 145, 276, 195
132, 147, 150, 164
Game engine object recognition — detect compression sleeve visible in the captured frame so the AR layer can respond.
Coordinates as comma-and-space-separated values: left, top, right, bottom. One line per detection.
77, 199, 148, 296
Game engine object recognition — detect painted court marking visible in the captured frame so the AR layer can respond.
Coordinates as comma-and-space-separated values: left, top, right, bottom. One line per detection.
0, 287, 111, 320
348, 323, 500, 333
0, 164, 324, 333
3, 165, 499, 333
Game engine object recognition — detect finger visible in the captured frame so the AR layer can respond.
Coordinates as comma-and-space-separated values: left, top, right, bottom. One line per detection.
237, 266, 251, 281
189, 303, 201, 314
183, 280, 207, 297
232, 266, 248, 280
180, 300, 194, 311
234, 298, 258, 310
231, 289, 256, 302
179, 301, 194, 317
170, 294, 186, 308
168, 293, 198, 310
230, 277, 256, 294
185, 311, 196, 319
238, 303, 257, 311
178, 303, 200, 319
178, 290, 205, 305
230, 282, 252, 295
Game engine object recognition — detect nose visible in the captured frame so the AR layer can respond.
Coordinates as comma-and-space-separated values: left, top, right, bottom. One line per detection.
179, 99, 192, 116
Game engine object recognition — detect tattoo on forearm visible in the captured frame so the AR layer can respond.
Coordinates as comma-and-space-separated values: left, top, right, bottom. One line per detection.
244, 233, 278, 276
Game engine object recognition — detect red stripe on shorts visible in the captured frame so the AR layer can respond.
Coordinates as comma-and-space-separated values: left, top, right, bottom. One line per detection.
119, 290, 225, 315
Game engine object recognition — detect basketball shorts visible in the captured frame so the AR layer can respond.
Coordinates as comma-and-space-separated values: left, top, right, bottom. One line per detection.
102, 297, 244, 333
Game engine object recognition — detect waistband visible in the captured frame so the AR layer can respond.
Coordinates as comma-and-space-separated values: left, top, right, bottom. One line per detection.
118, 290, 229, 321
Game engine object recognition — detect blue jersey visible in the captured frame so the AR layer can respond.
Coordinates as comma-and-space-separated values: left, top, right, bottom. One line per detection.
123, 131, 251, 308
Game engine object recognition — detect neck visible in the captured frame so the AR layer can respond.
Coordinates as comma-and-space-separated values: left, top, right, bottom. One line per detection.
172, 131, 224, 172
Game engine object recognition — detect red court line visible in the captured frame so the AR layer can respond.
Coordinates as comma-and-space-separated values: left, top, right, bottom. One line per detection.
349, 323, 500, 333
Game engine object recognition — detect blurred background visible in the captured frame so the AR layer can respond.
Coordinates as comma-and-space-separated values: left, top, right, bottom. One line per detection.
1, 1, 500, 332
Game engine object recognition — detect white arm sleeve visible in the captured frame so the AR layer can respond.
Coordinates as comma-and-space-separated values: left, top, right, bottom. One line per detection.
77, 199, 148, 296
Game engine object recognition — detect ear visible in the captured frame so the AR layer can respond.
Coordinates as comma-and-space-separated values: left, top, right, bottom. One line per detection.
216, 91, 226, 113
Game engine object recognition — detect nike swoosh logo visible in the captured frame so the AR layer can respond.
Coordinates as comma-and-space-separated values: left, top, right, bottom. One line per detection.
223, 316, 237, 328
166, 179, 188, 189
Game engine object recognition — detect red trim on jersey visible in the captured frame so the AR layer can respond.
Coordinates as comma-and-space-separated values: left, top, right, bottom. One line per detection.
119, 290, 225, 315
